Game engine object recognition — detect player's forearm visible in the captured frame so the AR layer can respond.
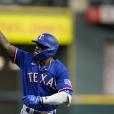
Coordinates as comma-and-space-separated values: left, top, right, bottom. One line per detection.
42, 91, 72, 106
0, 31, 16, 57
0, 31, 10, 50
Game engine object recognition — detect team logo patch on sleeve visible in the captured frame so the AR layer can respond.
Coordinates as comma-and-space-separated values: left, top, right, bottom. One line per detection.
64, 79, 72, 86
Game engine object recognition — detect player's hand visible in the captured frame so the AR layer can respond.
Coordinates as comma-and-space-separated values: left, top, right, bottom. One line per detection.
22, 95, 43, 108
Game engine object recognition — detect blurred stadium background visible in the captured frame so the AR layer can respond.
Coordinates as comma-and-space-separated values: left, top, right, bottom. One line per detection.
0, 0, 114, 114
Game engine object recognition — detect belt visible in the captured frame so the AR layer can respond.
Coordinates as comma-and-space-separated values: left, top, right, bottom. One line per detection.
23, 105, 56, 114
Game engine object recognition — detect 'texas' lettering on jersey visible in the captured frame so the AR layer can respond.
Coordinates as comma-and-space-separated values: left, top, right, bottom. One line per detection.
27, 72, 55, 88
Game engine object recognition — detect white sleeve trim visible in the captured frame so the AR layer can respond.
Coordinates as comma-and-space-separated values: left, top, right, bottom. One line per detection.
13, 48, 18, 63
42, 91, 72, 106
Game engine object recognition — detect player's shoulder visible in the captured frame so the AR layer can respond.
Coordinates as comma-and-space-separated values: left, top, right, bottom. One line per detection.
51, 59, 70, 79
16, 48, 32, 59
53, 59, 69, 72
54, 59, 66, 67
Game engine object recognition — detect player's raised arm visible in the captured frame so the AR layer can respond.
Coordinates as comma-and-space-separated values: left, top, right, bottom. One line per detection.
0, 31, 16, 59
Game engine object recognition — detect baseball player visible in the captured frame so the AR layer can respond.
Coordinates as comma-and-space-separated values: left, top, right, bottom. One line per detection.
0, 31, 72, 114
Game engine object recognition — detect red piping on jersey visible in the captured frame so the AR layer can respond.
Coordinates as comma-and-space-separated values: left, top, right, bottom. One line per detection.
58, 88, 72, 92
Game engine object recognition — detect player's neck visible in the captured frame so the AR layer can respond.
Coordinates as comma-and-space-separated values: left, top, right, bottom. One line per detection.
39, 57, 54, 66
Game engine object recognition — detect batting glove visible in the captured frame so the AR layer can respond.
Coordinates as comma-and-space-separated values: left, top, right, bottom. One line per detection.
22, 95, 43, 109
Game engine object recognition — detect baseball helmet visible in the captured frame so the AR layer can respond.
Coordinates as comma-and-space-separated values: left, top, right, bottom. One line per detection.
32, 33, 59, 61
